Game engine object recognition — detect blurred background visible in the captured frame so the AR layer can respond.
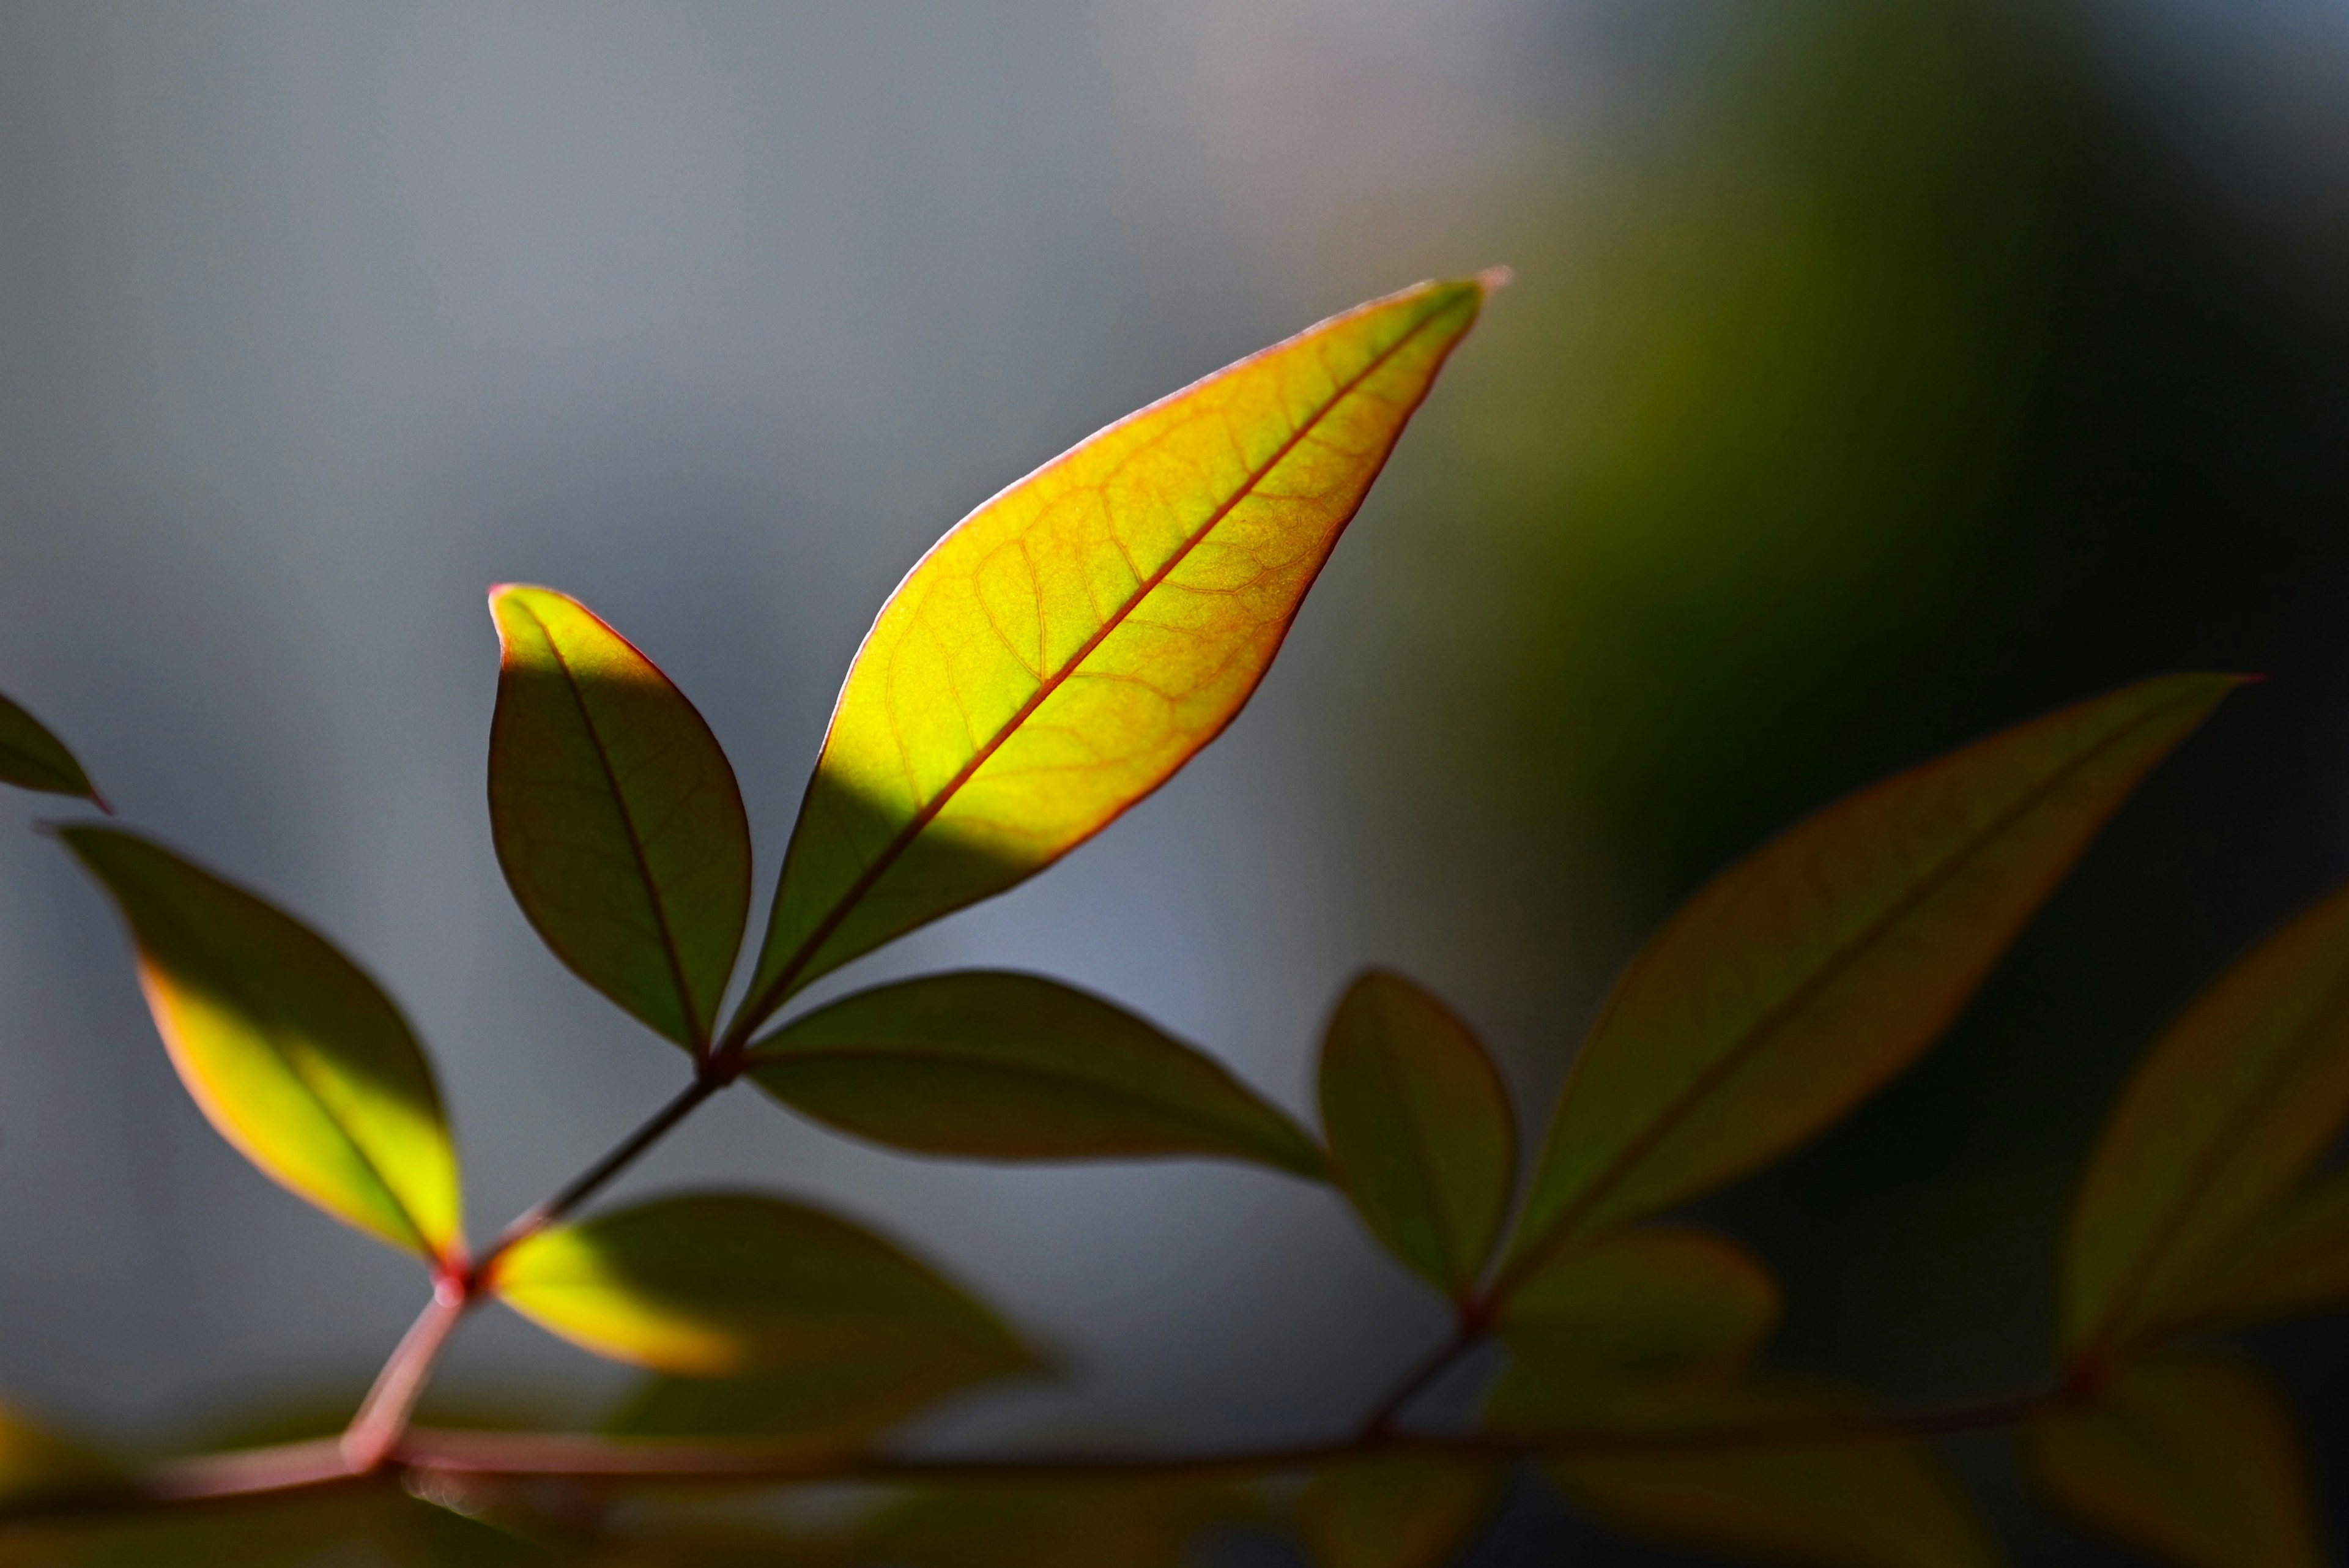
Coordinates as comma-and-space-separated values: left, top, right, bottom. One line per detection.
3, 2, 2347, 1561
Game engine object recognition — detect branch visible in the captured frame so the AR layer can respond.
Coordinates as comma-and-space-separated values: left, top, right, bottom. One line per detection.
480, 1073, 724, 1271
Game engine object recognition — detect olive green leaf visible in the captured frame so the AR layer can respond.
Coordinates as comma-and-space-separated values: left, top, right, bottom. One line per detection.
1297, 1455, 1502, 1568
2159, 1170, 2349, 1331
744, 971, 1325, 1176
0, 690, 103, 806
2028, 1354, 2323, 1568
488, 585, 752, 1053
856, 1482, 1255, 1568
1487, 1228, 1780, 1427
1317, 970, 1514, 1298
59, 826, 463, 1263
1551, 1382, 2000, 1568
0, 1401, 114, 1509
488, 1192, 1028, 1379
6, 1491, 552, 1568
2060, 877, 2349, 1358
1504, 674, 2239, 1285
608, 1337, 1025, 1442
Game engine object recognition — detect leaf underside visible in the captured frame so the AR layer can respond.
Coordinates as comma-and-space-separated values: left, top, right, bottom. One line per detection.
737, 273, 1497, 1030
1297, 1455, 1502, 1568
0, 690, 100, 803
61, 827, 461, 1261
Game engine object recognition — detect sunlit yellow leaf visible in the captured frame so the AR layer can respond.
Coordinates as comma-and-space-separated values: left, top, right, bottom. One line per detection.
489, 585, 751, 1052
2160, 1170, 2349, 1331
0, 690, 102, 806
2060, 878, 2349, 1358
609, 1336, 1023, 1441
734, 274, 1498, 1030
1486, 1228, 1779, 1427
2028, 1354, 2323, 1568
856, 1482, 1254, 1568
744, 970, 1323, 1175
1551, 1383, 1999, 1568
1318, 970, 1513, 1298
60, 827, 462, 1261
489, 1192, 1026, 1379
1503, 675, 2238, 1285
1297, 1455, 1502, 1568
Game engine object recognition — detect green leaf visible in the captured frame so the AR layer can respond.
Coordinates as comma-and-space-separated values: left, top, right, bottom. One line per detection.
856, 1482, 1254, 1568
0, 690, 103, 805
59, 826, 463, 1262
2060, 877, 2349, 1358
5, 1492, 553, 1568
1297, 1455, 1502, 1568
2028, 1354, 2323, 1568
488, 585, 752, 1052
1504, 674, 2238, 1284
2159, 1170, 2349, 1331
1486, 1228, 1779, 1427
0, 1401, 114, 1508
488, 1192, 1028, 1379
733, 275, 1499, 1030
744, 971, 1325, 1176
1549, 1383, 2000, 1568
609, 1337, 1023, 1441
1317, 970, 1514, 1297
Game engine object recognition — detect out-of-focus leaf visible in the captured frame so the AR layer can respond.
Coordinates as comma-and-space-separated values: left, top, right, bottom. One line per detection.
1551, 1383, 1999, 1568
609, 1336, 1022, 1441
489, 585, 751, 1053
0, 691, 102, 806
1487, 1228, 1779, 1426
2028, 1354, 2322, 1568
735, 273, 1498, 1029
1, 1491, 551, 1568
489, 1192, 1028, 1379
856, 1482, 1254, 1568
1297, 1455, 1502, 1568
59, 827, 462, 1262
574, 1525, 852, 1567
1505, 675, 2238, 1282
0, 1402, 113, 1509
1317, 970, 1513, 1296
2161, 1170, 2349, 1331
744, 971, 1323, 1176
2060, 879, 2349, 1357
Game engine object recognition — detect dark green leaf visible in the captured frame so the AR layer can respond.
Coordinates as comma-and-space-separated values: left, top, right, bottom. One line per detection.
744, 972, 1324, 1176
2060, 878, 2349, 1358
2159, 1170, 2349, 1331
0, 690, 102, 805
1318, 970, 1514, 1297
1504, 674, 2238, 1286
609, 1339, 1023, 1441
856, 1482, 1254, 1568
489, 1192, 1029, 1380
1297, 1455, 1502, 1568
60, 826, 462, 1261
489, 585, 752, 1052
2028, 1354, 2323, 1568
0, 1401, 114, 1509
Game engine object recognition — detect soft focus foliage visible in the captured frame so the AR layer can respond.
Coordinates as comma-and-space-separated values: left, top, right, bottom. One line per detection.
0, 693, 100, 806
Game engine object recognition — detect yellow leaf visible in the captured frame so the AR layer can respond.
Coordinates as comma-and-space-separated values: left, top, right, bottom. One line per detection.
2028, 1354, 2323, 1568
1318, 970, 1515, 1298
489, 1192, 1026, 1379
489, 585, 752, 1053
60, 827, 462, 1262
1503, 674, 2238, 1283
733, 274, 1498, 1030
1297, 1455, 1502, 1568
2060, 878, 2349, 1356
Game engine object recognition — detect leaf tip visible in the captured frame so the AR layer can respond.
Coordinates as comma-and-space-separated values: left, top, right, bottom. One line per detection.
1475, 264, 1515, 292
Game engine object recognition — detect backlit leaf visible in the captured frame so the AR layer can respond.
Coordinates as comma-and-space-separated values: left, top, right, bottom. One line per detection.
744, 970, 1323, 1175
1487, 1228, 1779, 1427
0, 690, 102, 805
856, 1482, 1254, 1568
609, 1336, 1023, 1441
1318, 970, 1514, 1296
1297, 1455, 1502, 1568
1550, 1383, 1999, 1568
1504, 674, 2238, 1284
489, 1192, 1027, 1379
735, 274, 1498, 1030
60, 826, 462, 1261
2060, 877, 2349, 1357
2028, 1354, 2322, 1568
489, 585, 751, 1052
2160, 1170, 2349, 1330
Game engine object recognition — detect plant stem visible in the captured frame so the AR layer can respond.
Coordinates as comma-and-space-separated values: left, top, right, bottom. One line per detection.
1357, 1310, 1488, 1438
339, 1279, 470, 1473
479, 1073, 722, 1273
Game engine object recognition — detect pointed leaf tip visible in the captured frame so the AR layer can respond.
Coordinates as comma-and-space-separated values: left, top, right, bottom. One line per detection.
736, 276, 1490, 1025
488, 584, 752, 1052
0, 690, 103, 806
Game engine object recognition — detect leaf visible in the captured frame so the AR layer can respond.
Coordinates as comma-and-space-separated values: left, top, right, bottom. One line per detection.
59, 826, 463, 1261
0, 1401, 114, 1508
743, 970, 1324, 1176
488, 585, 752, 1052
2028, 1354, 2323, 1568
733, 273, 1499, 1030
1297, 1455, 1502, 1568
2059, 877, 2349, 1358
1549, 1383, 2000, 1568
7, 1492, 553, 1568
609, 1337, 1022, 1441
1486, 1228, 1779, 1428
488, 1191, 1028, 1378
0, 690, 103, 806
2161, 1169, 2349, 1330
1503, 674, 2239, 1284
856, 1482, 1254, 1568
1317, 969, 1514, 1297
